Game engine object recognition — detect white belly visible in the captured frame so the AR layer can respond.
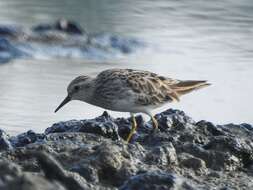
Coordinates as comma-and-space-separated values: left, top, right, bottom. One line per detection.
104, 98, 164, 114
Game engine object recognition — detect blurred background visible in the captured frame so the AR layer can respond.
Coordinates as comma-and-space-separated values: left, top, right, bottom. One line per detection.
0, 0, 252, 134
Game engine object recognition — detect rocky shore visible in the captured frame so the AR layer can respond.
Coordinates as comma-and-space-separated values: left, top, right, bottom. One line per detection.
0, 109, 253, 190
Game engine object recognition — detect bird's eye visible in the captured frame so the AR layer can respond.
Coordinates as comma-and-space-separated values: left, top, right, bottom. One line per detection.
74, 85, 80, 91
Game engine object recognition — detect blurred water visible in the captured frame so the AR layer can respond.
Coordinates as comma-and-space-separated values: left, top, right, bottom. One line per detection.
0, 0, 252, 134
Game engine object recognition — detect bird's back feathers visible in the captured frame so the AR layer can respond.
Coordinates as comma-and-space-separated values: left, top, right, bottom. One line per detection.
91, 69, 210, 109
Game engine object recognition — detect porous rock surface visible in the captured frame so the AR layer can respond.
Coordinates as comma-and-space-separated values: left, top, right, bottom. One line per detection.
0, 109, 253, 190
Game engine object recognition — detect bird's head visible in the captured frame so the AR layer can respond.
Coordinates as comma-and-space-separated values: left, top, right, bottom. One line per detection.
54, 75, 93, 113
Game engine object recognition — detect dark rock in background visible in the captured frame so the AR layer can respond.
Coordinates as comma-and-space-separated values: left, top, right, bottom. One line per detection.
0, 38, 26, 63
0, 20, 145, 63
0, 108, 253, 189
0, 25, 24, 39
33, 19, 84, 35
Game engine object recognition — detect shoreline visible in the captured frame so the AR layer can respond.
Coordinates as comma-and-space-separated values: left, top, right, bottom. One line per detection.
0, 108, 253, 189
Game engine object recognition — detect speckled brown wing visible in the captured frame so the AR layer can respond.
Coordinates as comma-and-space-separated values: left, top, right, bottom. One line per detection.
94, 69, 209, 107
123, 69, 181, 106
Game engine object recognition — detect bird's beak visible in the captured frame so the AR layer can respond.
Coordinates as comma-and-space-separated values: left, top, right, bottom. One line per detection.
54, 95, 71, 113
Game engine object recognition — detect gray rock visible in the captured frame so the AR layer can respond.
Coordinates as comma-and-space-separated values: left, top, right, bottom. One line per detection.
0, 129, 13, 151
203, 136, 253, 167
71, 163, 99, 183
45, 112, 120, 141
178, 143, 241, 171
145, 143, 177, 166
0, 161, 22, 180
91, 142, 130, 186
119, 171, 194, 190
0, 174, 67, 190
0, 108, 252, 189
0, 160, 66, 190
9, 130, 45, 147
32, 151, 88, 190
178, 153, 207, 172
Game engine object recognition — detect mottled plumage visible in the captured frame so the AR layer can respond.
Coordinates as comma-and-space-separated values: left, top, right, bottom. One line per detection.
55, 68, 210, 142
92, 69, 209, 110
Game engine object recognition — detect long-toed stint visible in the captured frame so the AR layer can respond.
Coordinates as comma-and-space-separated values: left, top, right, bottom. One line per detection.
55, 69, 210, 142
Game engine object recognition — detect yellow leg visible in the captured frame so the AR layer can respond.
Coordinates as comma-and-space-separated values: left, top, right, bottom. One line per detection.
126, 114, 137, 143
151, 116, 159, 130
145, 112, 159, 131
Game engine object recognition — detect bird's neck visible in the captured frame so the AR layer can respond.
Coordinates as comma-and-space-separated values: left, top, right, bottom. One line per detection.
80, 79, 96, 103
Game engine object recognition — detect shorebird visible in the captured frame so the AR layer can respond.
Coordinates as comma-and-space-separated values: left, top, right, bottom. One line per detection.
55, 69, 210, 142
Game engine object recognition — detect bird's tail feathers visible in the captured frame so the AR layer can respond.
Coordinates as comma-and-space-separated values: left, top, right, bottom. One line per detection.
171, 80, 210, 97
